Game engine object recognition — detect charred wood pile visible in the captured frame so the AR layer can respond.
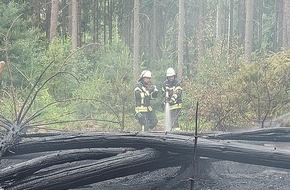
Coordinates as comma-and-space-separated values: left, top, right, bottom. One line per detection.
0, 128, 290, 189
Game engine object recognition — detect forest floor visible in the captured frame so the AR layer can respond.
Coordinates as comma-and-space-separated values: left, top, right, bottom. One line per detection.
2, 154, 290, 190
73, 158, 290, 190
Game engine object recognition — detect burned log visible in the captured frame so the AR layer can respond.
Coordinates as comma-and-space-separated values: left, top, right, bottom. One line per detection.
0, 148, 132, 182
6, 132, 290, 169
3, 148, 187, 190
1, 129, 290, 189
0, 122, 22, 158
207, 127, 290, 141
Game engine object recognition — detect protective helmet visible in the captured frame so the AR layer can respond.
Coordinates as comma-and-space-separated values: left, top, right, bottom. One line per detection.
138, 70, 152, 81
166, 67, 176, 77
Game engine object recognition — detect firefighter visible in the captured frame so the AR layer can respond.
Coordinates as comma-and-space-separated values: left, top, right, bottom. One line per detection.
0, 61, 5, 75
134, 70, 159, 131
162, 67, 182, 130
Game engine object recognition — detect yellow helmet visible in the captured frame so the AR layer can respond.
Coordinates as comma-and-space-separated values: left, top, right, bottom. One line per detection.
166, 67, 176, 77
138, 70, 152, 81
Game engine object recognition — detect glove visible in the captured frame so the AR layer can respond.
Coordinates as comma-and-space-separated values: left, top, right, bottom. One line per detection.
166, 86, 173, 96
168, 99, 174, 105
135, 112, 143, 119
169, 97, 176, 105
164, 96, 170, 103
148, 85, 157, 93
172, 94, 177, 99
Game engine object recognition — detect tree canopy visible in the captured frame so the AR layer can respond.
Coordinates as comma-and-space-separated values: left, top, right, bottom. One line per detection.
1, 0, 290, 132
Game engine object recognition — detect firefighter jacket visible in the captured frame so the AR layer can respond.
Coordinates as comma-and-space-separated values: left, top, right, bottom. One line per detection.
162, 79, 182, 110
134, 81, 158, 113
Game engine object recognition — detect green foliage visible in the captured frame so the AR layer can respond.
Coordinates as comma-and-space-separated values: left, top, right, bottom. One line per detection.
184, 47, 290, 130
72, 38, 136, 131
43, 39, 99, 102
232, 50, 290, 124
0, 91, 17, 120
183, 41, 244, 131
29, 88, 75, 128
0, 1, 47, 90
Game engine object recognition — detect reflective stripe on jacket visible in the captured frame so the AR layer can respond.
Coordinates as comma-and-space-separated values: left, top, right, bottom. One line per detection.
162, 79, 182, 110
134, 82, 157, 113
169, 103, 182, 110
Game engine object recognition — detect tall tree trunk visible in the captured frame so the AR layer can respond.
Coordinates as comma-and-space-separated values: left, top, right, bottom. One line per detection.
255, 0, 263, 52
245, 0, 254, 62
93, 0, 97, 43
227, 0, 234, 58
60, 0, 68, 39
108, 0, 113, 45
195, 0, 206, 64
32, 0, 41, 28
77, 0, 82, 47
104, 0, 107, 46
238, 0, 245, 45
71, 0, 78, 50
133, 0, 140, 81
216, 0, 223, 42
49, 0, 58, 41
152, 0, 158, 61
94, 0, 100, 48
68, 0, 72, 37
283, 0, 290, 47
118, 0, 133, 50
177, 0, 185, 79
275, 0, 283, 51
143, 17, 150, 65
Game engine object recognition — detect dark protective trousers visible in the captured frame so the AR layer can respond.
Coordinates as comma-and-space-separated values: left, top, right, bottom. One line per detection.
138, 111, 158, 131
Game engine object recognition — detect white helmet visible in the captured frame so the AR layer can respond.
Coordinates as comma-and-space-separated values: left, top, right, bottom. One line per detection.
166, 67, 176, 77
138, 70, 152, 81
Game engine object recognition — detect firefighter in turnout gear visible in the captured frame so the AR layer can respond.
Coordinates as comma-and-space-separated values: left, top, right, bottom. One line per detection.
162, 67, 182, 130
134, 70, 159, 131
